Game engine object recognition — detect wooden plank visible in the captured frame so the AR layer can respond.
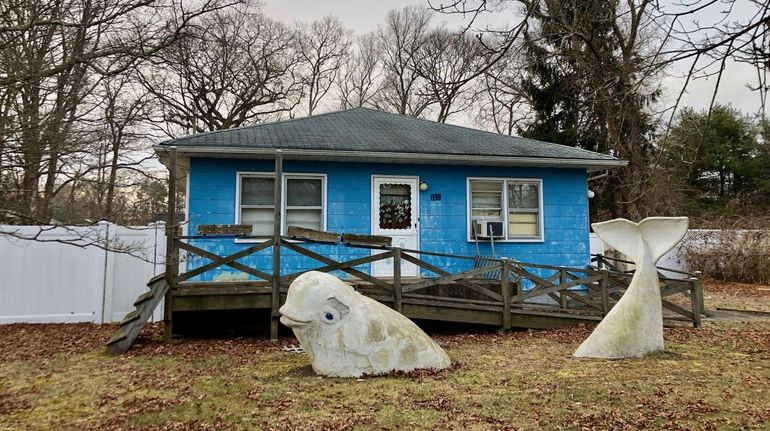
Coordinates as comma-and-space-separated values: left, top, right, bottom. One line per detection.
271, 151, 283, 341
280, 250, 394, 282
164, 147, 177, 343
690, 274, 703, 328
400, 253, 503, 302
286, 226, 341, 243
401, 302, 502, 325
558, 268, 568, 309
401, 265, 503, 294
660, 283, 695, 297
175, 284, 272, 296
173, 291, 274, 312
176, 240, 273, 282
197, 224, 253, 236
341, 233, 392, 247
280, 240, 393, 290
393, 248, 402, 314
559, 290, 605, 311
661, 298, 695, 320
600, 269, 610, 313
501, 259, 511, 330
176, 240, 274, 282
510, 273, 602, 303
403, 293, 501, 307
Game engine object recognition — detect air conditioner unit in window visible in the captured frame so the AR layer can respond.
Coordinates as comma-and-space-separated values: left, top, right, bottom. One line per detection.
474, 220, 504, 238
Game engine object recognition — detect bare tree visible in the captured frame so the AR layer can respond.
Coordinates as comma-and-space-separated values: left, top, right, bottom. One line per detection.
0, 0, 236, 86
336, 32, 382, 109
296, 15, 351, 115
0, 0, 234, 223
91, 73, 151, 220
473, 56, 531, 135
140, 3, 302, 137
374, 5, 434, 117
413, 29, 489, 123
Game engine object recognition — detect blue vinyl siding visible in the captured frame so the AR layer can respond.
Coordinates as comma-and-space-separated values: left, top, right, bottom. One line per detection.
185, 158, 590, 281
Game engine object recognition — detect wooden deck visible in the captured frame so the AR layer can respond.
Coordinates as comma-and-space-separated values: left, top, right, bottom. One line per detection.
107, 228, 706, 353
166, 236, 705, 333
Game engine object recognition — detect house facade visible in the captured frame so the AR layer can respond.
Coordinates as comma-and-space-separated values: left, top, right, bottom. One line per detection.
155, 108, 625, 281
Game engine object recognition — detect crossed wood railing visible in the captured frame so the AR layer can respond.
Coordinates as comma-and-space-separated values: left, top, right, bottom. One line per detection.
166, 233, 706, 336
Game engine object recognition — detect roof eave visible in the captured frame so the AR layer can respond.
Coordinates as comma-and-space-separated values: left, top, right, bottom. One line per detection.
153, 145, 628, 172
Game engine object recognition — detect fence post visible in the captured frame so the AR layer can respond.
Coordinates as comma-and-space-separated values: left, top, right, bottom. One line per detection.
393, 248, 402, 314
501, 259, 512, 331
600, 268, 610, 315
270, 151, 283, 341
690, 271, 703, 328
163, 147, 178, 343
558, 267, 567, 309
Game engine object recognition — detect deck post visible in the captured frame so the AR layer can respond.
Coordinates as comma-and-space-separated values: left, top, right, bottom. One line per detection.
271, 151, 283, 340
558, 267, 567, 309
393, 248, 402, 314
599, 268, 610, 315
690, 271, 704, 328
501, 258, 512, 331
163, 147, 178, 343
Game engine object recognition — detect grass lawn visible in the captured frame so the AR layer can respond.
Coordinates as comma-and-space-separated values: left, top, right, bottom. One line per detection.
1, 282, 769, 431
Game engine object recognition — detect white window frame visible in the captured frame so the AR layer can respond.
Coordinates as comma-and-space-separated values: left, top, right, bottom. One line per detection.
466, 177, 544, 243
235, 171, 327, 241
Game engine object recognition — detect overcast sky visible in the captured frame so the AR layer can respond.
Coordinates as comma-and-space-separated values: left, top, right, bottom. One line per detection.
263, 0, 764, 117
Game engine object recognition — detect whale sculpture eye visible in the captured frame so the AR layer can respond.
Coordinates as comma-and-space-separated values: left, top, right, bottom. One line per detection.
323, 312, 335, 322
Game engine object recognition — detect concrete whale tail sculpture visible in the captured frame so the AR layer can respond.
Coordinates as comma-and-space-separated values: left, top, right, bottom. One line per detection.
279, 271, 451, 377
574, 217, 689, 359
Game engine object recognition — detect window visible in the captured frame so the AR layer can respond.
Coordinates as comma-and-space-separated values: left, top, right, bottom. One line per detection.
237, 172, 326, 237
468, 178, 543, 241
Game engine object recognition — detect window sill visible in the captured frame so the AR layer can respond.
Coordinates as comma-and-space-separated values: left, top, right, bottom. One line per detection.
466, 238, 544, 243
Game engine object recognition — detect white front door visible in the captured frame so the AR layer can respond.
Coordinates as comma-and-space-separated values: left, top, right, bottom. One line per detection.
371, 176, 419, 277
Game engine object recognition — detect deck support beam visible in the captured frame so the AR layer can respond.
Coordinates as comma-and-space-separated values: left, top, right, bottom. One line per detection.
271, 151, 283, 340
690, 271, 703, 328
501, 259, 511, 331
163, 147, 178, 343
393, 248, 402, 314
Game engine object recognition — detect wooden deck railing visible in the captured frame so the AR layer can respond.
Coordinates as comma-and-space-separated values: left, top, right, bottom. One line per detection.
166, 236, 706, 338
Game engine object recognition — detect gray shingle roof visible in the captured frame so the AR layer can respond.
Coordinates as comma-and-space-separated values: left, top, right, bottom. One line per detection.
158, 107, 621, 164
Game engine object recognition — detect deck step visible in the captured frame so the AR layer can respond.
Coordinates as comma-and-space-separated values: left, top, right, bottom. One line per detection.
106, 330, 127, 346
106, 275, 169, 354
120, 310, 141, 326
133, 291, 155, 307
147, 273, 165, 286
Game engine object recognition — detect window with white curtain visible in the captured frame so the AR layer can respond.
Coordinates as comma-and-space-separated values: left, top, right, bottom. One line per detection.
237, 173, 326, 237
467, 178, 543, 241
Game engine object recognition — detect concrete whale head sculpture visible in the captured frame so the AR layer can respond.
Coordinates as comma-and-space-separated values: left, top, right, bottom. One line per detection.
574, 216, 689, 359
279, 271, 451, 377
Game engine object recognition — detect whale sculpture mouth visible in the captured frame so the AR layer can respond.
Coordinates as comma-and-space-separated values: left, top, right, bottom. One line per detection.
279, 314, 311, 328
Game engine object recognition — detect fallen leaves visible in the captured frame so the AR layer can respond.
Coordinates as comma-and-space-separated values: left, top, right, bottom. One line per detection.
705, 279, 770, 298
0, 322, 116, 361
1, 316, 769, 430
0, 391, 31, 415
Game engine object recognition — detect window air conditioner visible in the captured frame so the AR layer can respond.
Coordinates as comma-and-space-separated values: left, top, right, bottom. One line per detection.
474, 220, 504, 238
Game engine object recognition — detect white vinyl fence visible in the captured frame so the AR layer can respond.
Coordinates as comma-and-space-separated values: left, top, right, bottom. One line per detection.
0, 223, 165, 324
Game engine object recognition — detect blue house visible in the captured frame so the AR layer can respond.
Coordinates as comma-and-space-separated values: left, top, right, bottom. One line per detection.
107, 116, 710, 352
155, 107, 625, 281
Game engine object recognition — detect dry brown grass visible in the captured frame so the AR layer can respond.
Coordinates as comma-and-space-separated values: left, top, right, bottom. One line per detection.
1, 287, 769, 431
